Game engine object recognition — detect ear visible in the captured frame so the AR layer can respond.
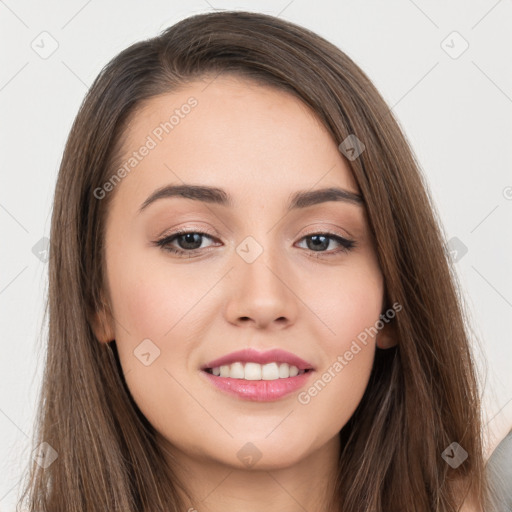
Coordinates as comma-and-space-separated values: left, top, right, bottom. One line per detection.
376, 317, 399, 349
91, 301, 115, 344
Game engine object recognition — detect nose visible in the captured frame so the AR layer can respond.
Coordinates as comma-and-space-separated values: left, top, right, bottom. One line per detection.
224, 242, 299, 330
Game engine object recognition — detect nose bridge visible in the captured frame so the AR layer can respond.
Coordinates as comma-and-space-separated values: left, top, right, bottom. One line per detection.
225, 231, 297, 327
237, 231, 288, 295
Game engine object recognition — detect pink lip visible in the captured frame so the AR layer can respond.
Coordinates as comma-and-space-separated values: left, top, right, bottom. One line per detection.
201, 370, 314, 402
201, 348, 315, 371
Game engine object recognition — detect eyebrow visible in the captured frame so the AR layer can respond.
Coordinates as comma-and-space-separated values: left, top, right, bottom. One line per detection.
138, 184, 364, 213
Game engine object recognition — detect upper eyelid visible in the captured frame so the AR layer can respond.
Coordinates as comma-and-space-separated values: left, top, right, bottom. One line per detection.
158, 229, 355, 247
162, 222, 353, 238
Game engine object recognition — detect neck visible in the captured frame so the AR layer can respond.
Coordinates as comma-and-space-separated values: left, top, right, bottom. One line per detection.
160, 434, 341, 512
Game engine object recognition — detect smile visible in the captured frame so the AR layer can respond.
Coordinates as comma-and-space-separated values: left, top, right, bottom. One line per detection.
204, 361, 310, 380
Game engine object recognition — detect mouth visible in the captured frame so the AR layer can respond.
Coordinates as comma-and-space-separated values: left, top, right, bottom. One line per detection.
200, 348, 315, 401
203, 362, 313, 380
201, 347, 315, 373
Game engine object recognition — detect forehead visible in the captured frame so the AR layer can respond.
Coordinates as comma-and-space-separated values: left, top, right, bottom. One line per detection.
111, 75, 360, 211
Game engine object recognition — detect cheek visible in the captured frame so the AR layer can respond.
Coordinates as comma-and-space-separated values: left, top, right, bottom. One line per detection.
105, 247, 216, 402
107, 249, 206, 342
104, 252, 206, 440
316, 264, 384, 348
296, 266, 382, 423
295, 342, 374, 441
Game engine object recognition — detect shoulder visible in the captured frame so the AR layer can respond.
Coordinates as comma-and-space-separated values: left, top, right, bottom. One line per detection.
485, 405, 512, 460
485, 427, 512, 512
455, 421, 512, 512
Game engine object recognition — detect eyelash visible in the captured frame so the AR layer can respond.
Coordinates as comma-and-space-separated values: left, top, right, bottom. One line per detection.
153, 228, 357, 258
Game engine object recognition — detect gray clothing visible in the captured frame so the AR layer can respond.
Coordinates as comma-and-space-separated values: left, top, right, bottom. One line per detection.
486, 429, 512, 511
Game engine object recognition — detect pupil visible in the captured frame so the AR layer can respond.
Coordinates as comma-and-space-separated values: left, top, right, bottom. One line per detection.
308, 235, 328, 251
181, 233, 202, 250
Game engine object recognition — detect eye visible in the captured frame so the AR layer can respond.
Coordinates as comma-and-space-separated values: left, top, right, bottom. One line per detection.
153, 230, 357, 258
295, 233, 356, 257
154, 229, 219, 257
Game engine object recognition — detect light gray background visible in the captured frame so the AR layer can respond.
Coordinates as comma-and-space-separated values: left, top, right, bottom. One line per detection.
1, 1, 511, 509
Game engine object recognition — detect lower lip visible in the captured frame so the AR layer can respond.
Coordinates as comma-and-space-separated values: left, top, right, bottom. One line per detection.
201, 370, 314, 402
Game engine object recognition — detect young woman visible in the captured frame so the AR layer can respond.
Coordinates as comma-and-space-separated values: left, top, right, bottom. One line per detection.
19, 10, 497, 511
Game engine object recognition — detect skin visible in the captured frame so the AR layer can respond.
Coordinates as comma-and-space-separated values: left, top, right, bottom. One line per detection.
93, 74, 397, 512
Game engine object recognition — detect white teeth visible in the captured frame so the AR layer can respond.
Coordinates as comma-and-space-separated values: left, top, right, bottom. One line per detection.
244, 362, 261, 380
262, 362, 279, 380
278, 363, 290, 378
208, 361, 305, 380
229, 362, 245, 379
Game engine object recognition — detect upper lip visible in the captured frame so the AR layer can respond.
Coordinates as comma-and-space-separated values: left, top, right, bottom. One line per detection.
201, 348, 315, 371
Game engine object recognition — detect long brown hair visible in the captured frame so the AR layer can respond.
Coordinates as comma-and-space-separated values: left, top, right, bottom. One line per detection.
18, 10, 491, 511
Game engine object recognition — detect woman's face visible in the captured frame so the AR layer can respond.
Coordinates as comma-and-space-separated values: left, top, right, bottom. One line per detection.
95, 75, 393, 470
